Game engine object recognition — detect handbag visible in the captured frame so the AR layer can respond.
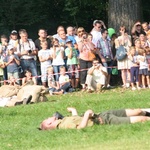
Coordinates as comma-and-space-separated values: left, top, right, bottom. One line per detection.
116, 45, 127, 61
88, 50, 96, 61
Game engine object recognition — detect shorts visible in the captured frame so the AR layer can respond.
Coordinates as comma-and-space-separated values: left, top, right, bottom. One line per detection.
67, 64, 79, 79
99, 109, 130, 125
139, 68, 149, 75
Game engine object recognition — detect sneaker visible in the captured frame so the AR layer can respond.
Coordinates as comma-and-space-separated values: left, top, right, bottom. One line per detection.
132, 87, 136, 91
49, 90, 53, 95
23, 95, 32, 105
126, 83, 130, 88
137, 86, 141, 90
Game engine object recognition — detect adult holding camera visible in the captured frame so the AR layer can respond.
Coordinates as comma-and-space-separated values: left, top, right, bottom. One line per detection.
85, 59, 108, 92
16, 29, 37, 77
78, 31, 96, 91
97, 29, 113, 88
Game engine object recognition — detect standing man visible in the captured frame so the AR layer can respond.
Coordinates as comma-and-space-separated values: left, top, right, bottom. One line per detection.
91, 20, 106, 47
16, 29, 37, 77
97, 29, 113, 88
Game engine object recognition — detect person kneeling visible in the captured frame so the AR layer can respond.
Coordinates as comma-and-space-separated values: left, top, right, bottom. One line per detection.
85, 59, 108, 93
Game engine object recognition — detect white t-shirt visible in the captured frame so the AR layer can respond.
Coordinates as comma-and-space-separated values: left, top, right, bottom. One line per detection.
51, 47, 65, 66
88, 66, 107, 83
91, 30, 102, 47
38, 49, 52, 67
59, 74, 69, 85
137, 55, 148, 69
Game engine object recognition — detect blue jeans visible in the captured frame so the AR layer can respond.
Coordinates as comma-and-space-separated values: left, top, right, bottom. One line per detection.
21, 59, 37, 76
60, 82, 70, 92
53, 65, 63, 81
102, 61, 113, 75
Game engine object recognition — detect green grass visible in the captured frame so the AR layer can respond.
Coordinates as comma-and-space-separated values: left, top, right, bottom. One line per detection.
1, 87, 150, 150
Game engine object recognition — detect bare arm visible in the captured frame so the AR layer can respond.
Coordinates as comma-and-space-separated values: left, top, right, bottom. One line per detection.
77, 110, 94, 129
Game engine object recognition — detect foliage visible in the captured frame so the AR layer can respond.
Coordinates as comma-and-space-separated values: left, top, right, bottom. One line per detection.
1, 88, 150, 149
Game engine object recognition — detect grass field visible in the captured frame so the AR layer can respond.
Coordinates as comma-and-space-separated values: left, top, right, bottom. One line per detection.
1, 87, 150, 150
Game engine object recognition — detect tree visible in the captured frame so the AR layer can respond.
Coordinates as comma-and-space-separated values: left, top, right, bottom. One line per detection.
108, 0, 142, 34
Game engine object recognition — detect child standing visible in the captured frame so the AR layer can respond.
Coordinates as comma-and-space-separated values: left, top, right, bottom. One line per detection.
128, 46, 140, 90
65, 39, 79, 89
38, 41, 52, 87
137, 48, 150, 88
4, 45, 20, 84
51, 38, 65, 87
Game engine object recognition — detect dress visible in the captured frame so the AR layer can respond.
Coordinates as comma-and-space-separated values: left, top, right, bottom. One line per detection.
117, 35, 131, 70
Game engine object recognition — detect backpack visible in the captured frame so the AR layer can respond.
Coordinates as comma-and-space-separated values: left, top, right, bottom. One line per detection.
116, 45, 127, 61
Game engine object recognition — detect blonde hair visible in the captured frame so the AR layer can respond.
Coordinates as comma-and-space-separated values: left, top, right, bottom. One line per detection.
138, 48, 145, 55
47, 66, 53, 72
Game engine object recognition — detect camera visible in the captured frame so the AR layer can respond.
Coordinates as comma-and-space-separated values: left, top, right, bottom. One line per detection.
54, 45, 58, 47
83, 35, 87, 39
53, 111, 64, 119
28, 50, 32, 54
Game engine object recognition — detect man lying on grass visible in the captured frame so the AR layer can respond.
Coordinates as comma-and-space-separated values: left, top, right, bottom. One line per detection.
39, 107, 150, 130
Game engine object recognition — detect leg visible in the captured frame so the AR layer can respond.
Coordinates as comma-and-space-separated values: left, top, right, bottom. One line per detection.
125, 109, 146, 116
67, 107, 78, 116
130, 116, 150, 124
121, 69, 127, 86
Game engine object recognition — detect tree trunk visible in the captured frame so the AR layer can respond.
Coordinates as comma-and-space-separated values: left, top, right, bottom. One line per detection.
108, 0, 142, 34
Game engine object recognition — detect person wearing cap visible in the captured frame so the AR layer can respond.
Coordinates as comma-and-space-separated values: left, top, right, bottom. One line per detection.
8, 30, 18, 51
65, 39, 79, 90
40, 107, 150, 130
3, 45, 20, 84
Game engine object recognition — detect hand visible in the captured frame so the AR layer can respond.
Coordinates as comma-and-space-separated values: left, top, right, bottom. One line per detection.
101, 58, 106, 63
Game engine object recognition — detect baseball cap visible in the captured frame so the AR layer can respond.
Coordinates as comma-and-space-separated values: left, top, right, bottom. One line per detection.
11, 30, 18, 35
66, 39, 72, 43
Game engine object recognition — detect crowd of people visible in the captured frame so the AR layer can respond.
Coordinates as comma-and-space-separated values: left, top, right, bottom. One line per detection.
0, 20, 150, 95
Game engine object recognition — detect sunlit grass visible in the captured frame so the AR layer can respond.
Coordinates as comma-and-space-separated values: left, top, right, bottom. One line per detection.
1, 87, 150, 150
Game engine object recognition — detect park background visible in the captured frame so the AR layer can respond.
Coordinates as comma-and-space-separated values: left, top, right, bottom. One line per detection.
0, 0, 149, 39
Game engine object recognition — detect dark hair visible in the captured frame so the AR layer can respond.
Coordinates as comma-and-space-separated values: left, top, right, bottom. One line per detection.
1, 34, 8, 39
101, 29, 108, 34
24, 69, 32, 74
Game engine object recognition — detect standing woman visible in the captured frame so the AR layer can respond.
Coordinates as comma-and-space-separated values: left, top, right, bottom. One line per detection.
78, 31, 96, 90
115, 26, 132, 87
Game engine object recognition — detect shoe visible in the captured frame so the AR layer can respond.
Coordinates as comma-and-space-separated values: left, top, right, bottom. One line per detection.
49, 90, 53, 95
132, 87, 136, 91
126, 83, 130, 88
23, 95, 32, 105
137, 86, 141, 90
53, 111, 64, 119
87, 89, 93, 93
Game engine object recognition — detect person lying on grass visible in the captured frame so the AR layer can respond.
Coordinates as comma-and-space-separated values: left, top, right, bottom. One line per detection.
39, 107, 150, 130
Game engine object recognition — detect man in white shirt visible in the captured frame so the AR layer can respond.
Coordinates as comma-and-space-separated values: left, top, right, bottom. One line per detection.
91, 20, 106, 47
85, 58, 108, 92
